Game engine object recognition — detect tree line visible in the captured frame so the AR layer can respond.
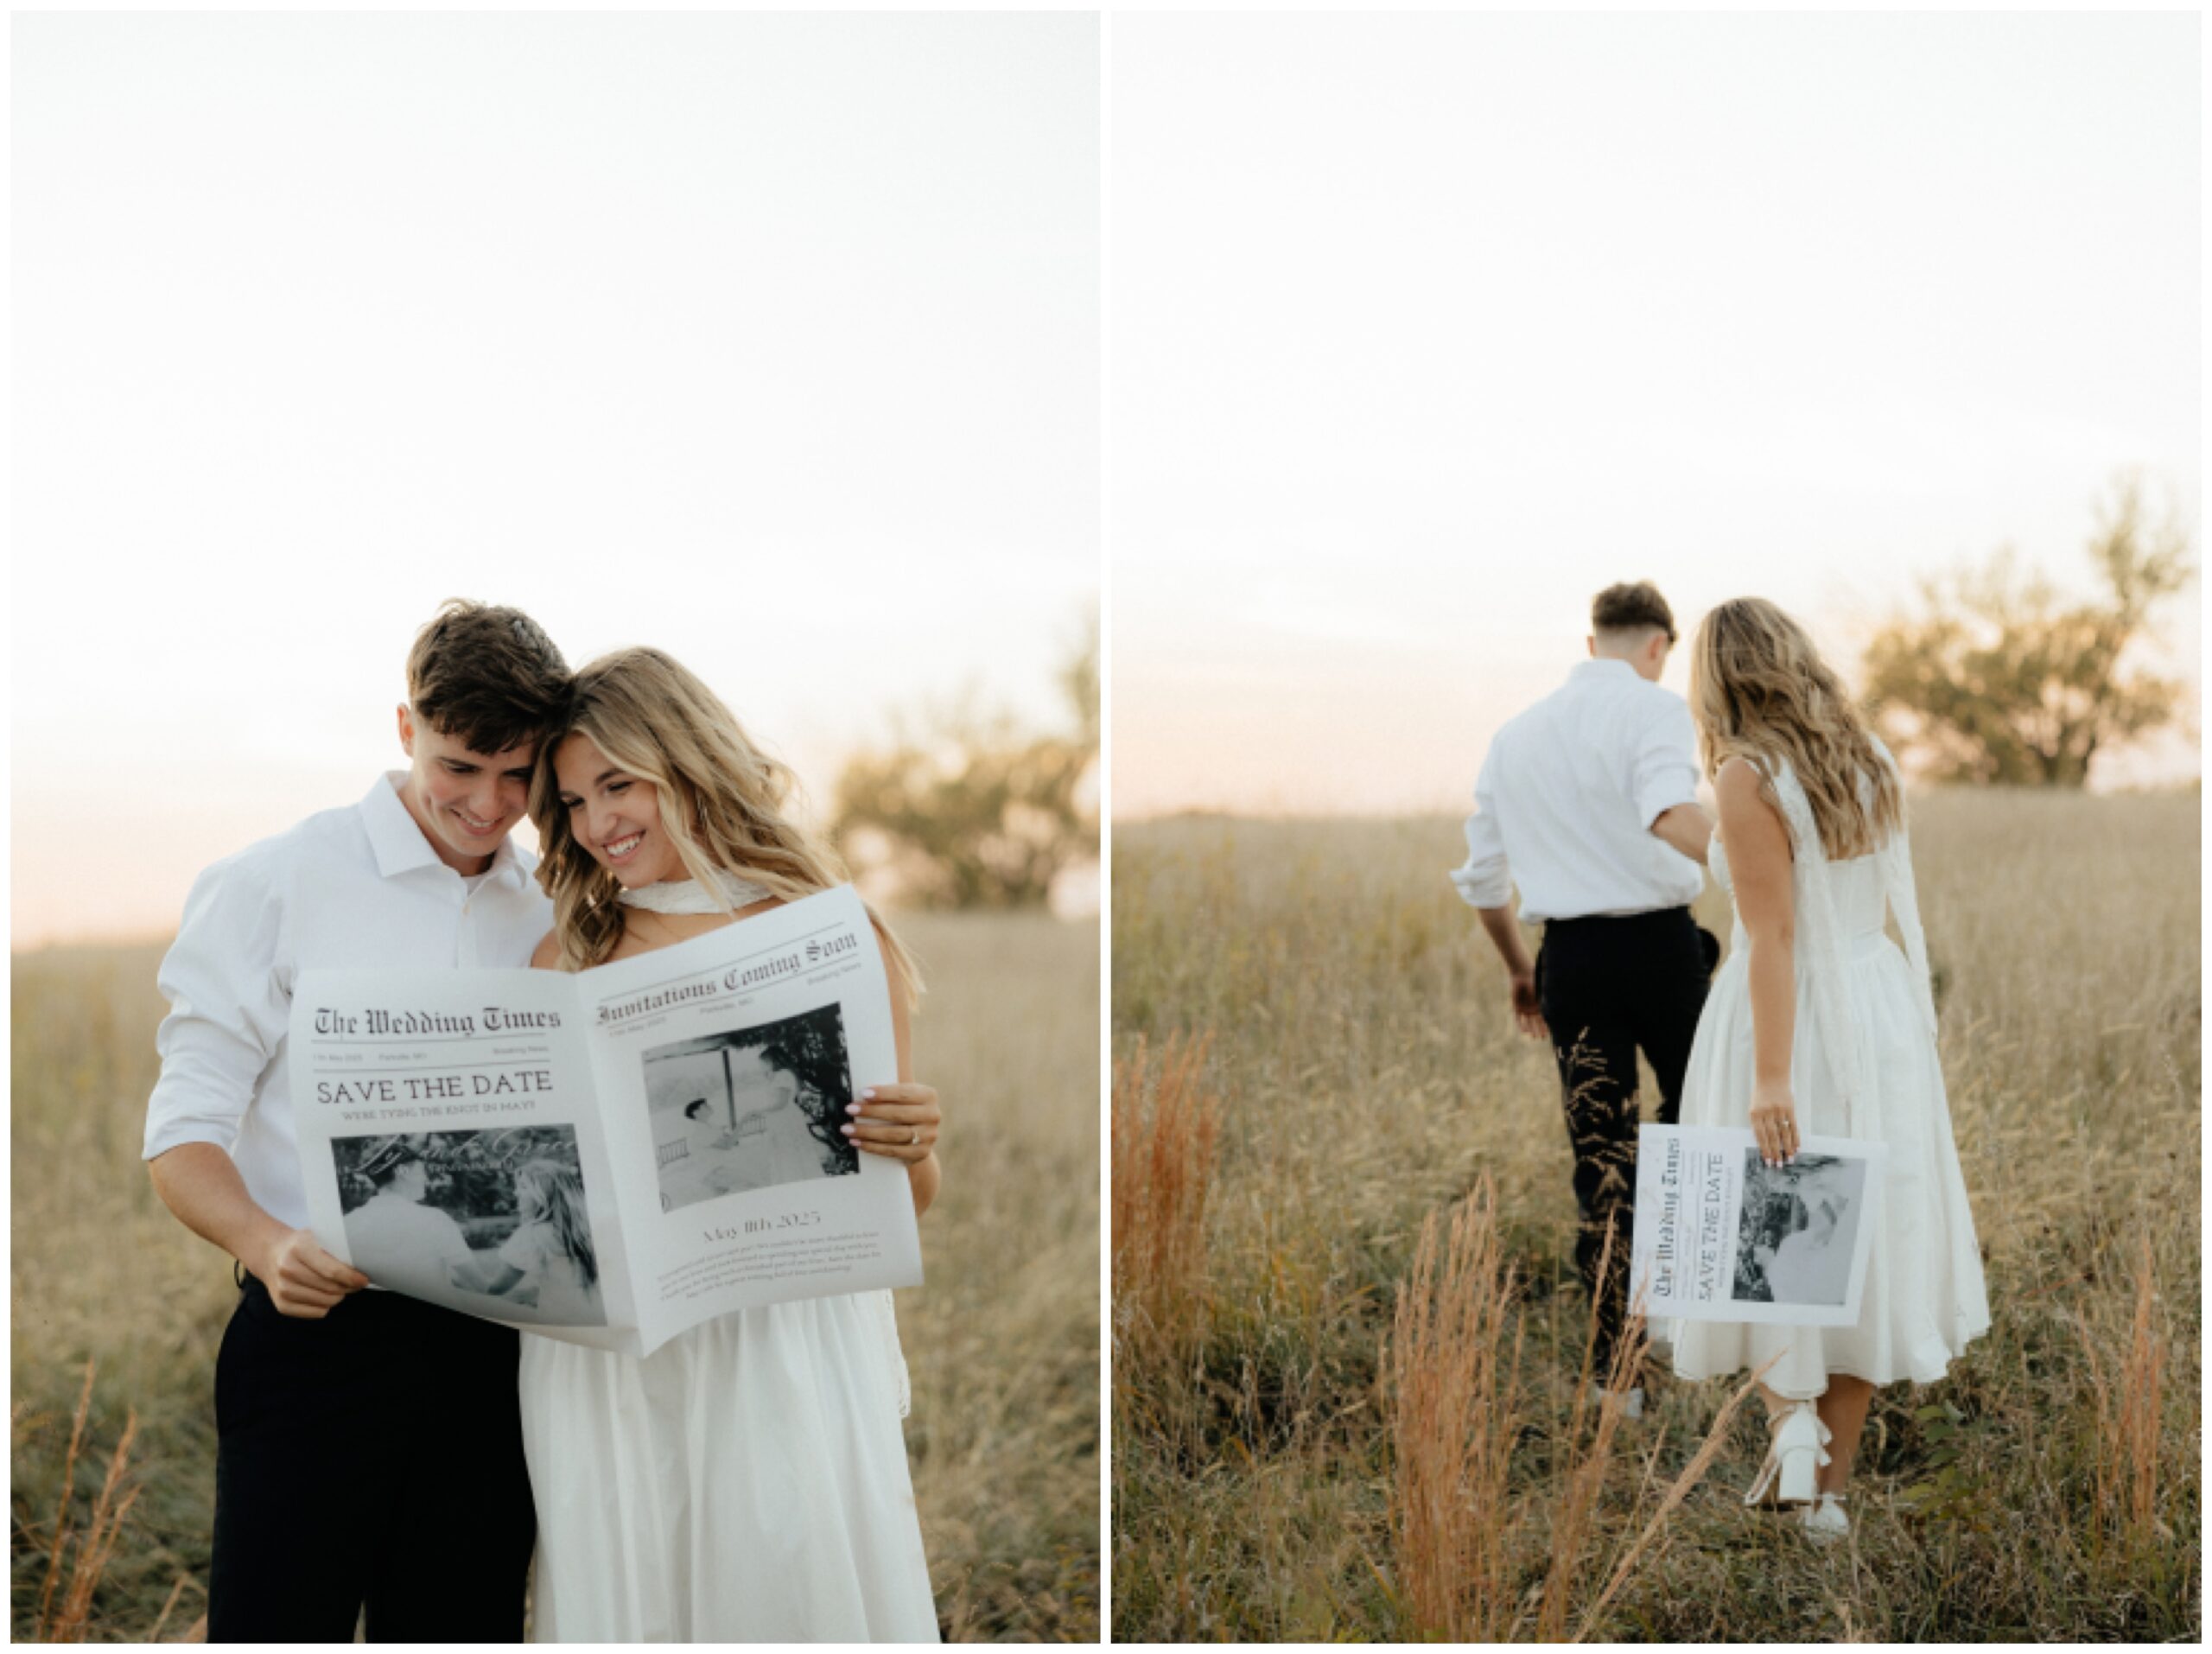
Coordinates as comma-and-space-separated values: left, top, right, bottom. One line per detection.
827, 479, 2190, 913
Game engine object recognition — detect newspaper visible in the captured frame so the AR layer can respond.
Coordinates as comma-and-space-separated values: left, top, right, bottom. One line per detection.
1630, 1125, 1884, 1327
289, 885, 922, 1357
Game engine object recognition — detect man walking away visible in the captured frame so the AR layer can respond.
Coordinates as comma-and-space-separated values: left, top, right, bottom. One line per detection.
1450, 581, 1715, 1415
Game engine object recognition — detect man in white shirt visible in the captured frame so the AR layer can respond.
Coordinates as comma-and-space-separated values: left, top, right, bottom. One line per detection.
143, 601, 569, 1641
341, 1144, 479, 1301
659, 1097, 741, 1212
1451, 581, 1717, 1409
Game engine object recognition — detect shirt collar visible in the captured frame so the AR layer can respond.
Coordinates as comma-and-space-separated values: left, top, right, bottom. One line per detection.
1571, 658, 1641, 684
359, 772, 533, 889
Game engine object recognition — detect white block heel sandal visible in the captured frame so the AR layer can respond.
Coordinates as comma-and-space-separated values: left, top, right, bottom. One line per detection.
1744, 1398, 1832, 1508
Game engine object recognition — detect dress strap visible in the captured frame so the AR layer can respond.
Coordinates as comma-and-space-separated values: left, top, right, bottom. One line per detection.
1764, 760, 1866, 1109
1869, 741, 1940, 1039
1879, 834, 1940, 1038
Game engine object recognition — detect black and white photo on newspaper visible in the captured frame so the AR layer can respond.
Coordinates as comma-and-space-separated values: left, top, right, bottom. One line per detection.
331, 1124, 608, 1327
289, 885, 921, 1356
1630, 1124, 1885, 1328
644, 1004, 861, 1215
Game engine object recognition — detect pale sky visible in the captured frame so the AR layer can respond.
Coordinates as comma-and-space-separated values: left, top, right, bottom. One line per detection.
1109, 11, 2201, 817
13, 13, 1099, 945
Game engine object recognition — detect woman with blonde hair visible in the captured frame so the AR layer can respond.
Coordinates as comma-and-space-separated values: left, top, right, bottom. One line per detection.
499, 1158, 602, 1325
1668, 598, 1988, 1542
523, 646, 943, 1642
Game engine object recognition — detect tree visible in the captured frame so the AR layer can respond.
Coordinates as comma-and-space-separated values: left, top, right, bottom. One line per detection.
1861, 476, 2194, 786
834, 609, 1099, 907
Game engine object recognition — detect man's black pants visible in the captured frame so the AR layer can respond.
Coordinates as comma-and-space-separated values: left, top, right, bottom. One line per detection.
209, 1275, 536, 1642
1535, 907, 1714, 1384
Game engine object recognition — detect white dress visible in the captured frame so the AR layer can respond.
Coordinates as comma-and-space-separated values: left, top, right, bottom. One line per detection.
498, 1218, 605, 1325
520, 875, 937, 1643
1669, 756, 1990, 1398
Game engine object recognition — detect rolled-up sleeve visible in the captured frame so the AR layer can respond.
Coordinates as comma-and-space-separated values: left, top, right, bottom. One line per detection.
1631, 697, 1702, 829
1448, 757, 1515, 909
144, 855, 288, 1163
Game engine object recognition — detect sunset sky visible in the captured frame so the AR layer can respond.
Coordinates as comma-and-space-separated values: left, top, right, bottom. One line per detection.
10, 12, 2200, 942
1109, 11, 2199, 817
13, 13, 1098, 946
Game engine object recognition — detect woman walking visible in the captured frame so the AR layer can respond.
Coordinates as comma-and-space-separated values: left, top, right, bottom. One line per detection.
1668, 598, 1988, 1542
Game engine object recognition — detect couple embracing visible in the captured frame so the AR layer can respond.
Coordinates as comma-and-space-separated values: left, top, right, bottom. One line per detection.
1453, 581, 1989, 1543
144, 601, 944, 1641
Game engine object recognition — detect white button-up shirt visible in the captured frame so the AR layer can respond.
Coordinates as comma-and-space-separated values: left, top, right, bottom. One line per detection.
144, 773, 554, 1230
1450, 658, 1705, 923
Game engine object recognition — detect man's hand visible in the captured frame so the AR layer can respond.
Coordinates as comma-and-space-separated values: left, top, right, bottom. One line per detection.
1508, 970, 1547, 1040
149, 1142, 370, 1319
1477, 907, 1547, 1040
251, 1227, 370, 1318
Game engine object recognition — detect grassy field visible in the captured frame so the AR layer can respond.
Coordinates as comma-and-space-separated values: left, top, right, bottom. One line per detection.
11, 910, 1099, 1643
1112, 789, 2199, 1642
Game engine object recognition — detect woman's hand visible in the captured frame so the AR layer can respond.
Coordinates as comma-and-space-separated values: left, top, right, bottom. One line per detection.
842, 1083, 941, 1164
1749, 1076, 1800, 1167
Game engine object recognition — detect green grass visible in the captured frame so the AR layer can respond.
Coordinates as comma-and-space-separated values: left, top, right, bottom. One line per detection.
1112, 789, 2199, 1641
11, 910, 1099, 1643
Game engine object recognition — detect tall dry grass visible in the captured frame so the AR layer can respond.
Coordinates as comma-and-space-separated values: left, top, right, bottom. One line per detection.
1530, 1216, 1640, 1644
1385, 1179, 1522, 1641
1111, 1033, 1220, 1383
2075, 1229, 2169, 1563
10, 911, 1099, 1643
1385, 1182, 1771, 1643
18, 1364, 160, 1644
1113, 789, 2199, 1641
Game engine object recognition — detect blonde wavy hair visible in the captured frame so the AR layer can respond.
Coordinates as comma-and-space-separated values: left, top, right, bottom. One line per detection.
514, 1159, 597, 1288
530, 647, 921, 996
1688, 598, 1902, 861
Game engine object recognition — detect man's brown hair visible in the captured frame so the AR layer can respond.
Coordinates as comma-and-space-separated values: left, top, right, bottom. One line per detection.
405, 600, 570, 754
1591, 581, 1676, 642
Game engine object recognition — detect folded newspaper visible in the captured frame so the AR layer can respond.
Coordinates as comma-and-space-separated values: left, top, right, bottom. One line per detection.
289, 885, 922, 1357
1630, 1125, 1885, 1328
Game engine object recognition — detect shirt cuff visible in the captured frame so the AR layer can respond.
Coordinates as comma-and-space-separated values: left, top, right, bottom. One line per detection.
1637, 773, 1702, 830
1449, 862, 1514, 909
143, 1120, 239, 1164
